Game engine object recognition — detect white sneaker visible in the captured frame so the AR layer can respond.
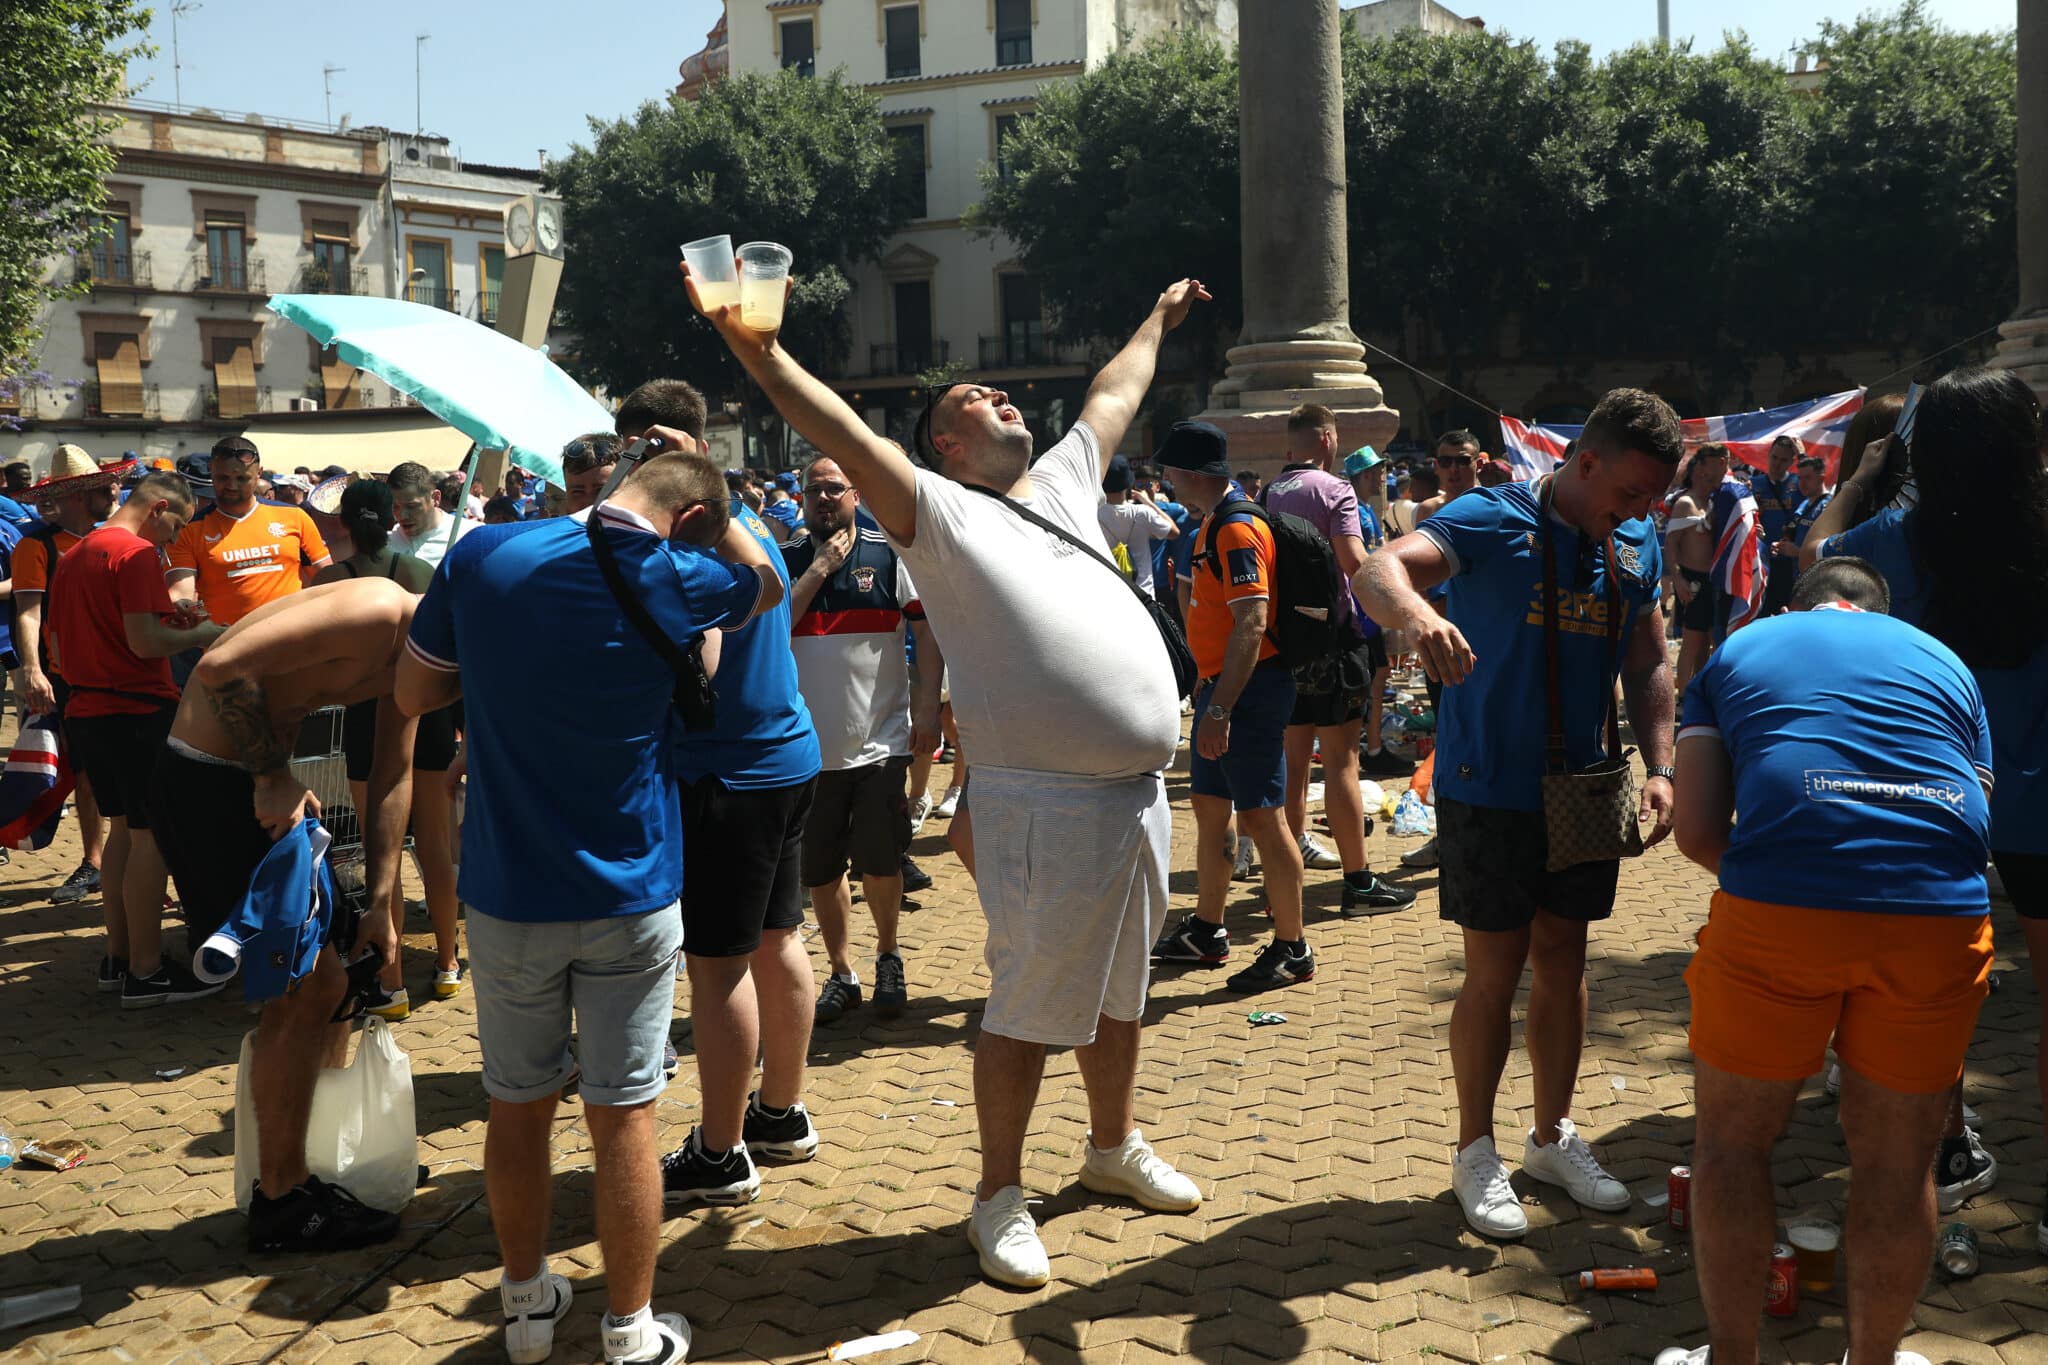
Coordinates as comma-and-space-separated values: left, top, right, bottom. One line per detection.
1400, 836, 1439, 869
1522, 1118, 1631, 1212
967, 1185, 1050, 1287
1298, 835, 1342, 870
2036, 1213, 2048, 1257
1451, 1136, 1528, 1239
1078, 1128, 1202, 1212
602, 1310, 690, 1364
932, 786, 963, 819
909, 794, 932, 833
1839, 1355, 1931, 1365
1654, 1349, 1710, 1365
502, 1267, 572, 1365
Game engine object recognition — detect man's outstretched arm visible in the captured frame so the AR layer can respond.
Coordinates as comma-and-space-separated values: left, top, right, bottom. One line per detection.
684, 265, 920, 546
1077, 279, 1212, 470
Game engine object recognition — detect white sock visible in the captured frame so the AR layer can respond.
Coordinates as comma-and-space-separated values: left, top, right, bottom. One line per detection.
501, 1262, 550, 1312
603, 1305, 655, 1358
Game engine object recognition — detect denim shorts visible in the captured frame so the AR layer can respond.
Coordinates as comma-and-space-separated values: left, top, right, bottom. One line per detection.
467, 903, 682, 1106
1188, 663, 1296, 812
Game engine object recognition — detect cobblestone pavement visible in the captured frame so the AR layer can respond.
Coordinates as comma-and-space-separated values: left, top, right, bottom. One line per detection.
2, 739, 2043, 1364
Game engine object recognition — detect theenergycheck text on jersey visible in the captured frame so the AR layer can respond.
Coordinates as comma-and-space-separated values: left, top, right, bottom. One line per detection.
1803, 770, 1972, 808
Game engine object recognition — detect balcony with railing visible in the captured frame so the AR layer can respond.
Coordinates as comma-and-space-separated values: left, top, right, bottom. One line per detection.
192, 252, 266, 295
868, 338, 948, 377
297, 261, 369, 295
406, 281, 461, 312
82, 378, 161, 420
479, 285, 502, 325
76, 251, 153, 291
979, 329, 1058, 369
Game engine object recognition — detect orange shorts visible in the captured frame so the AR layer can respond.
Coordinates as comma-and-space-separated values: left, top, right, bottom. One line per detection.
1685, 890, 1992, 1094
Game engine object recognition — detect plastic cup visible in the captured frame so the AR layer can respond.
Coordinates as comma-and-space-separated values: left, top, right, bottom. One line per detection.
736, 241, 794, 331
1787, 1222, 1839, 1294
680, 235, 740, 312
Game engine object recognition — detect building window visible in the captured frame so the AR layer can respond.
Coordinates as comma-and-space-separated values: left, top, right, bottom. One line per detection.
406, 237, 452, 309
210, 333, 259, 418
996, 0, 1032, 65
319, 343, 361, 410
781, 19, 815, 76
310, 222, 352, 293
94, 331, 146, 417
1001, 273, 1045, 365
892, 280, 934, 372
205, 212, 248, 291
995, 113, 1026, 182
884, 5, 921, 79
480, 244, 505, 324
888, 124, 927, 220
91, 206, 134, 284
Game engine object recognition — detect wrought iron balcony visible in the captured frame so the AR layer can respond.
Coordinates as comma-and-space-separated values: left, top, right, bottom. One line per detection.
194, 253, 266, 295
297, 261, 369, 295
978, 332, 1054, 369
76, 251, 152, 290
869, 339, 948, 377
405, 282, 461, 312
82, 378, 161, 420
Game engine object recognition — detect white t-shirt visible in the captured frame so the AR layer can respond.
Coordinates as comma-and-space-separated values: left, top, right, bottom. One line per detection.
1096, 499, 1176, 595
1388, 498, 1419, 537
891, 422, 1181, 780
391, 514, 476, 569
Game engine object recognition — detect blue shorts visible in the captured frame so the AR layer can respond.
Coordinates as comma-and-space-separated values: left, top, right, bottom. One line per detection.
467, 903, 682, 1107
1189, 664, 1296, 812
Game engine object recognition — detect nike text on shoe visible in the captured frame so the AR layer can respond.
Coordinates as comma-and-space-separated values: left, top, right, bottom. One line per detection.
601, 1311, 690, 1365
743, 1092, 819, 1162
1452, 1136, 1529, 1239
1522, 1117, 1630, 1212
1151, 913, 1229, 965
660, 1128, 761, 1206
1653, 1349, 1711, 1365
968, 1185, 1050, 1288
501, 1266, 573, 1365
1078, 1129, 1202, 1212
1225, 937, 1314, 993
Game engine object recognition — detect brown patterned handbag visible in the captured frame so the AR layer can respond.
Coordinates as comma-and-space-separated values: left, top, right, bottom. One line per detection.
1535, 478, 1644, 872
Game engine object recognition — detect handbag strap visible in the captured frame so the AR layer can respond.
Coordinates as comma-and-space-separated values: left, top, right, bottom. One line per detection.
583, 512, 708, 685
1536, 477, 1624, 776
962, 483, 1162, 619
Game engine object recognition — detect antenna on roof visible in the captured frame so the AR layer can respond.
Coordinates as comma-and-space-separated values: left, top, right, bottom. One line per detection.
323, 63, 346, 129
170, 0, 203, 110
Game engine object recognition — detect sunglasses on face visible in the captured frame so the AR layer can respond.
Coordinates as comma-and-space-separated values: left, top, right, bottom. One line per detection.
804, 481, 851, 499
1435, 454, 1476, 469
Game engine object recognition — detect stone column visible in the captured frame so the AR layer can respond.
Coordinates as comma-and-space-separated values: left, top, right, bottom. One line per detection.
1992, 0, 2048, 402
1197, 0, 1398, 469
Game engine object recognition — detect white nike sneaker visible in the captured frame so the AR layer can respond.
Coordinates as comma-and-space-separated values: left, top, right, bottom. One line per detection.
1654, 1349, 1710, 1365
501, 1266, 573, 1364
1078, 1128, 1201, 1212
1522, 1117, 1630, 1212
1452, 1136, 1528, 1239
968, 1185, 1050, 1287
932, 786, 963, 819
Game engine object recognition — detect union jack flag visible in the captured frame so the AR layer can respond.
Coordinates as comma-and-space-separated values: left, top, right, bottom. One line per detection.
1499, 389, 1867, 482
0, 711, 73, 851
1709, 477, 1769, 638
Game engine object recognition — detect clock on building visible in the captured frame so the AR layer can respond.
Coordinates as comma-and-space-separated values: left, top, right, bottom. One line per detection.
505, 201, 534, 254
535, 199, 563, 258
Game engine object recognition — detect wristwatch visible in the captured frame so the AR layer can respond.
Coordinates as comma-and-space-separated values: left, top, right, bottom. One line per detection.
1645, 764, 1676, 781
1205, 704, 1230, 722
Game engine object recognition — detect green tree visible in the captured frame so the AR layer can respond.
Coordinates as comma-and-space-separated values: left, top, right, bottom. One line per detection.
0, 1, 152, 385
969, 29, 1240, 388
547, 71, 903, 459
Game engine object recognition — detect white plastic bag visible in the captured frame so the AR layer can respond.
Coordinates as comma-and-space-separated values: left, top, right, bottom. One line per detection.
1357, 780, 1386, 813
1392, 789, 1436, 836
234, 1015, 418, 1213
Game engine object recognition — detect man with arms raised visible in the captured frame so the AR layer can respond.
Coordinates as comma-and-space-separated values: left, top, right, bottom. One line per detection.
689, 260, 1208, 1288
1356, 389, 1680, 1240
152, 575, 422, 1250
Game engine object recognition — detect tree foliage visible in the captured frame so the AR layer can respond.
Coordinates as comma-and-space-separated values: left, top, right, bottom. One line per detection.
547, 70, 904, 425
0, 0, 151, 384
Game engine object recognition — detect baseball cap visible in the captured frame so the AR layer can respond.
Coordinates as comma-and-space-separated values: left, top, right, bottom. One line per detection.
1102, 454, 1134, 494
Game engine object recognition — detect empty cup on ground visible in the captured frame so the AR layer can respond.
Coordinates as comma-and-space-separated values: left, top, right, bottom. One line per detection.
1787, 1221, 1840, 1294
681, 235, 740, 313
736, 241, 794, 331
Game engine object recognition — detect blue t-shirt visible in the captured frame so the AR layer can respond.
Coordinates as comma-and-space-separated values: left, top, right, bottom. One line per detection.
1789, 491, 1831, 547
406, 509, 764, 921
1748, 470, 1800, 546
672, 505, 820, 790
761, 498, 802, 536
0, 518, 19, 659
1823, 508, 2048, 854
0, 495, 38, 530
1679, 606, 1992, 914
1152, 498, 1190, 594
1416, 481, 1663, 812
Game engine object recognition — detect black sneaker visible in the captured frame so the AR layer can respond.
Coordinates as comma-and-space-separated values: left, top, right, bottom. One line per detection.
900, 856, 933, 894
1226, 938, 1315, 993
743, 1091, 820, 1161
50, 861, 100, 905
121, 959, 226, 1010
815, 974, 861, 1025
1360, 747, 1414, 777
1340, 873, 1417, 916
1936, 1129, 1998, 1212
1152, 913, 1230, 964
874, 951, 907, 1019
247, 1174, 401, 1253
660, 1128, 761, 1205
97, 954, 128, 993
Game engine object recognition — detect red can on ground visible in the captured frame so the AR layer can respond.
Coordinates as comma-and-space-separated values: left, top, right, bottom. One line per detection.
1766, 1243, 1800, 1317
1668, 1166, 1692, 1232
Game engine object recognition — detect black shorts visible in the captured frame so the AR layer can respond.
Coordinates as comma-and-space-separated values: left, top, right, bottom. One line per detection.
1435, 797, 1621, 932
1680, 568, 1717, 633
1993, 849, 2048, 920
65, 707, 177, 831
679, 774, 813, 958
150, 746, 274, 946
1763, 562, 1798, 616
802, 756, 913, 886
342, 699, 459, 781
1288, 633, 1389, 728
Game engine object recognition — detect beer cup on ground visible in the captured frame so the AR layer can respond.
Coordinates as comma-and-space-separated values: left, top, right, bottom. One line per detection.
681, 236, 740, 312
736, 241, 794, 331
1787, 1221, 1839, 1294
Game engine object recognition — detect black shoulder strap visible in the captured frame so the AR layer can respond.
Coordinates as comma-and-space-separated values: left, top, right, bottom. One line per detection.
961, 483, 1155, 609
583, 514, 701, 680
1201, 496, 1267, 577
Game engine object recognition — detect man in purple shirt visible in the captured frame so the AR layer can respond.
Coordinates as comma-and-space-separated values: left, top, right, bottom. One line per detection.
1260, 405, 1416, 915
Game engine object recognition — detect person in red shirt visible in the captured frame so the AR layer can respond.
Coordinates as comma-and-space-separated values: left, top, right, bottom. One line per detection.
1148, 422, 1311, 994
49, 470, 225, 1006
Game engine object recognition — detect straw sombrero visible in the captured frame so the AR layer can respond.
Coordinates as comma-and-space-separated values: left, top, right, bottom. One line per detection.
32, 444, 135, 498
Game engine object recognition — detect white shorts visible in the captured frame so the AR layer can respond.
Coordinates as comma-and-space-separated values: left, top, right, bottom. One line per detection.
971, 765, 1172, 1046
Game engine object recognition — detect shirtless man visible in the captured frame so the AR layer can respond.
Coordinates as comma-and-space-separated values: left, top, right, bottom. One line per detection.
151, 577, 420, 1253
1665, 443, 1728, 695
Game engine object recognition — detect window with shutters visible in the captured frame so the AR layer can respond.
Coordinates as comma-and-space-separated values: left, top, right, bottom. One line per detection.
94, 333, 146, 417
310, 223, 352, 294
211, 335, 259, 418
92, 206, 135, 284
319, 343, 360, 410
205, 212, 248, 291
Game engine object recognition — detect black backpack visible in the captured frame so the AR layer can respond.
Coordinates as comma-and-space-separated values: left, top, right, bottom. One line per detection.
1201, 496, 1343, 670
